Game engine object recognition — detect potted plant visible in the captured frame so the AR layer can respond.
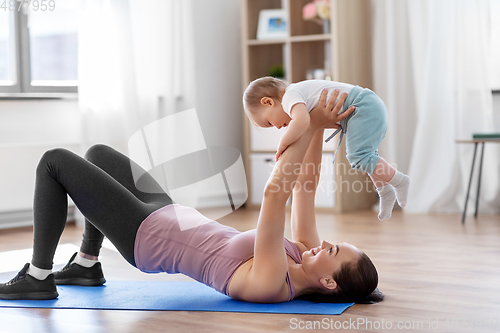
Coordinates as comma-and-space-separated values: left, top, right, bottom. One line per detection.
268, 64, 285, 79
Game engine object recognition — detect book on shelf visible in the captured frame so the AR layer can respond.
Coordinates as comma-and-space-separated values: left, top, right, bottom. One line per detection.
472, 133, 500, 139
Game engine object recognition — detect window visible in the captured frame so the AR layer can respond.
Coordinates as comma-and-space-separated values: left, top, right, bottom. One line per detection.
0, 0, 79, 94
0, 11, 16, 88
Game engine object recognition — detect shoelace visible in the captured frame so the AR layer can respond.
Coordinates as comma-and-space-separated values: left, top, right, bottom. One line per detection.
60, 259, 74, 272
7, 269, 26, 285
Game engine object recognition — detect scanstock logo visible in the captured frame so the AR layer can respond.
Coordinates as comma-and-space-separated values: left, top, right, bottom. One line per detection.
127, 108, 248, 230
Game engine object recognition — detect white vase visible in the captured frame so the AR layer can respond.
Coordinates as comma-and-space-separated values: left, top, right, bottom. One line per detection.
323, 19, 331, 34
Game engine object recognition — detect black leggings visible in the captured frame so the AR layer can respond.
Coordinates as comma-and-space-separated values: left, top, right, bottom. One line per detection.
32, 144, 173, 269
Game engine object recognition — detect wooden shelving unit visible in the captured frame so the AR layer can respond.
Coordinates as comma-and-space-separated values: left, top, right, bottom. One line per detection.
242, 0, 376, 212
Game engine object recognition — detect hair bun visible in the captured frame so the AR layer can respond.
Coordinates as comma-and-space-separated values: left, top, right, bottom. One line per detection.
356, 288, 384, 304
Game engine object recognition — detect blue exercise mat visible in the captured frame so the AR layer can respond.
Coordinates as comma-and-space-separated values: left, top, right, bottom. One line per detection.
0, 281, 354, 315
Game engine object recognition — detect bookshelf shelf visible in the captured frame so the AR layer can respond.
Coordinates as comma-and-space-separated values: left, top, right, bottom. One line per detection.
241, 0, 376, 212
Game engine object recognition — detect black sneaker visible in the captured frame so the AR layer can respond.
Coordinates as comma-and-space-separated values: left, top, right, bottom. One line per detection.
53, 252, 106, 286
0, 263, 58, 300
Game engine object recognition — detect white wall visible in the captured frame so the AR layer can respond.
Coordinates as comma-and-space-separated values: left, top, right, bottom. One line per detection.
0, 100, 81, 145
0, 99, 81, 228
192, 0, 243, 153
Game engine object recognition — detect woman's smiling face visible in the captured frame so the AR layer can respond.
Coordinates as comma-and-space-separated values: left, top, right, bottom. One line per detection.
301, 240, 361, 286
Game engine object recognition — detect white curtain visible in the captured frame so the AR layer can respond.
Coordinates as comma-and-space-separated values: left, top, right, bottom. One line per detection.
372, 0, 500, 214
76, 0, 199, 224
78, 0, 197, 154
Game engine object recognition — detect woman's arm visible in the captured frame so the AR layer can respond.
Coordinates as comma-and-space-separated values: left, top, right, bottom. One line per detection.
291, 90, 355, 250
248, 124, 318, 301
276, 105, 310, 161
290, 128, 324, 250
248, 89, 353, 301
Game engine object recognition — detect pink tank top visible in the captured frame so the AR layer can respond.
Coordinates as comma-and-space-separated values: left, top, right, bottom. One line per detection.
134, 204, 303, 300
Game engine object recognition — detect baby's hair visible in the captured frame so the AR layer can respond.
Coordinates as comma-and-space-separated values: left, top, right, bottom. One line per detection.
242, 76, 288, 127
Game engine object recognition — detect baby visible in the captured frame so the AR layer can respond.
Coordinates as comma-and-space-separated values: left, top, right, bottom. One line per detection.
242, 76, 410, 220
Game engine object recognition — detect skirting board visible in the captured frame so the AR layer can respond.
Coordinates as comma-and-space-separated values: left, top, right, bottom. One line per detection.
0, 191, 247, 230
0, 206, 76, 230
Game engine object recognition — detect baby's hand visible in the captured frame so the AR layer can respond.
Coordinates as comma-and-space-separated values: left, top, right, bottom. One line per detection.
276, 142, 289, 162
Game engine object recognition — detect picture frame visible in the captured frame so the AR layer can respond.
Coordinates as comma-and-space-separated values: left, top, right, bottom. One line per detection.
257, 9, 288, 40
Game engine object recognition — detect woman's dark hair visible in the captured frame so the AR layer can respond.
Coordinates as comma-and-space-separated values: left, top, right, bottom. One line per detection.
297, 252, 384, 304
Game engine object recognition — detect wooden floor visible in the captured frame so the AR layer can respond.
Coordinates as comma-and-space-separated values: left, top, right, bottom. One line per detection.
0, 208, 499, 333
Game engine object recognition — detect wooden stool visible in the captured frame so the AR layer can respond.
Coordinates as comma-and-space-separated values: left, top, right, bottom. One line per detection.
456, 137, 500, 224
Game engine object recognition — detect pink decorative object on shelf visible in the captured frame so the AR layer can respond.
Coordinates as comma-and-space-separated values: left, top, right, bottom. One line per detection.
302, 0, 331, 27
302, 3, 317, 20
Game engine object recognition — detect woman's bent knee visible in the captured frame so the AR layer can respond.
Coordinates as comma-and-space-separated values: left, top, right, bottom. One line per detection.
37, 148, 70, 168
84, 144, 110, 161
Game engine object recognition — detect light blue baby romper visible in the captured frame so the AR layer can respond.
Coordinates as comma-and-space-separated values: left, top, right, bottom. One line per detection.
326, 86, 388, 175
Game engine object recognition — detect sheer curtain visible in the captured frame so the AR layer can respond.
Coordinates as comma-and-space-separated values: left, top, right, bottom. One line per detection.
372, 0, 500, 214
78, 0, 196, 154
76, 0, 198, 223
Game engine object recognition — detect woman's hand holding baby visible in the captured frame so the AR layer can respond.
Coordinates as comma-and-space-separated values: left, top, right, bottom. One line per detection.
309, 89, 355, 130
274, 89, 354, 162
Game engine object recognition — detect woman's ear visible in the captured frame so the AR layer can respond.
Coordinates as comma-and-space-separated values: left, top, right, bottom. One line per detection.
260, 97, 275, 107
319, 277, 338, 291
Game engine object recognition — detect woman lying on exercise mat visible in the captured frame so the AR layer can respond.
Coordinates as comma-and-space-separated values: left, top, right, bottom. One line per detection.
0, 89, 382, 304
